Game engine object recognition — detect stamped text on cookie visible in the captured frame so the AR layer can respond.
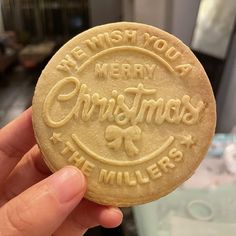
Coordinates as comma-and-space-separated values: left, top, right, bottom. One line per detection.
43, 77, 204, 128
43, 28, 206, 187
56, 29, 192, 77
50, 132, 185, 186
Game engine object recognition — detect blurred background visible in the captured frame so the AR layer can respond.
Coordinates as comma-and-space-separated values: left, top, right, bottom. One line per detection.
0, 0, 236, 235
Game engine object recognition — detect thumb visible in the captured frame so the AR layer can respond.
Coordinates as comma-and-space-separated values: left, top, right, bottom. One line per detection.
0, 166, 86, 236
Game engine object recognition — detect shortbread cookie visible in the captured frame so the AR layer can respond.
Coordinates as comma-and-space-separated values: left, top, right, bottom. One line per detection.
32, 22, 216, 207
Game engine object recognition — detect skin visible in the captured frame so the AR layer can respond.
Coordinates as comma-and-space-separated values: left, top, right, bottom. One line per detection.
0, 108, 123, 236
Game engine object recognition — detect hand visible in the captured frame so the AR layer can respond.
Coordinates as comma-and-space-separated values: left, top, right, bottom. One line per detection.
0, 108, 123, 236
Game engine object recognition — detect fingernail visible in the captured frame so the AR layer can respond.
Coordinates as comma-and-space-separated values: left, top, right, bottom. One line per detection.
49, 166, 85, 203
108, 207, 123, 216
106, 207, 123, 227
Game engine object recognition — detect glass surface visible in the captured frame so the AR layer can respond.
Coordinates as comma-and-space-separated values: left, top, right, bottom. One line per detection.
133, 134, 236, 236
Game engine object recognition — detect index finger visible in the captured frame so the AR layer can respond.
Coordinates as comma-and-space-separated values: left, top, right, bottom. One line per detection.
0, 108, 36, 185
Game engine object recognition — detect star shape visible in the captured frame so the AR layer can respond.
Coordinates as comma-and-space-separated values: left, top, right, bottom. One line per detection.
180, 135, 195, 149
50, 132, 62, 144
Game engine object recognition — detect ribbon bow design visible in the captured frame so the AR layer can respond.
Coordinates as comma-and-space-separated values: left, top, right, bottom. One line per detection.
105, 125, 142, 156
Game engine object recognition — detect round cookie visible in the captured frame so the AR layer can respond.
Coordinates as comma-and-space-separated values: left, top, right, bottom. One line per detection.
32, 22, 216, 207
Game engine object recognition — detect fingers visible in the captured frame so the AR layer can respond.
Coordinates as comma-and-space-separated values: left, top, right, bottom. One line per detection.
0, 108, 36, 185
72, 200, 123, 229
55, 200, 123, 236
0, 166, 86, 236
0, 145, 51, 205
0, 145, 123, 236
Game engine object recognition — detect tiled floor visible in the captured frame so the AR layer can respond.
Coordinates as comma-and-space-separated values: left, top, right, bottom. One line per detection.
0, 66, 39, 128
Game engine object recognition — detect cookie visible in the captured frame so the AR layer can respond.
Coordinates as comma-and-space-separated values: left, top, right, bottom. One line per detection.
32, 22, 216, 207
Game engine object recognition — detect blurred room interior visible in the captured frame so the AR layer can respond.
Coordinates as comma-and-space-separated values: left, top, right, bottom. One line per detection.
0, 0, 236, 235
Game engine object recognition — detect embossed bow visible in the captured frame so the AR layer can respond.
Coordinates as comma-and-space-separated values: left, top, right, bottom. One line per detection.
105, 125, 142, 156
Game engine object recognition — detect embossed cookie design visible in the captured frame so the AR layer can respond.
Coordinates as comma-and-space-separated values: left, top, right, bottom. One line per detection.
32, 22, 216, 207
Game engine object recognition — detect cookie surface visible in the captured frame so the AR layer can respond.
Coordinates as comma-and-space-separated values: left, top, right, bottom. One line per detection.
32, 22, 216, 207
